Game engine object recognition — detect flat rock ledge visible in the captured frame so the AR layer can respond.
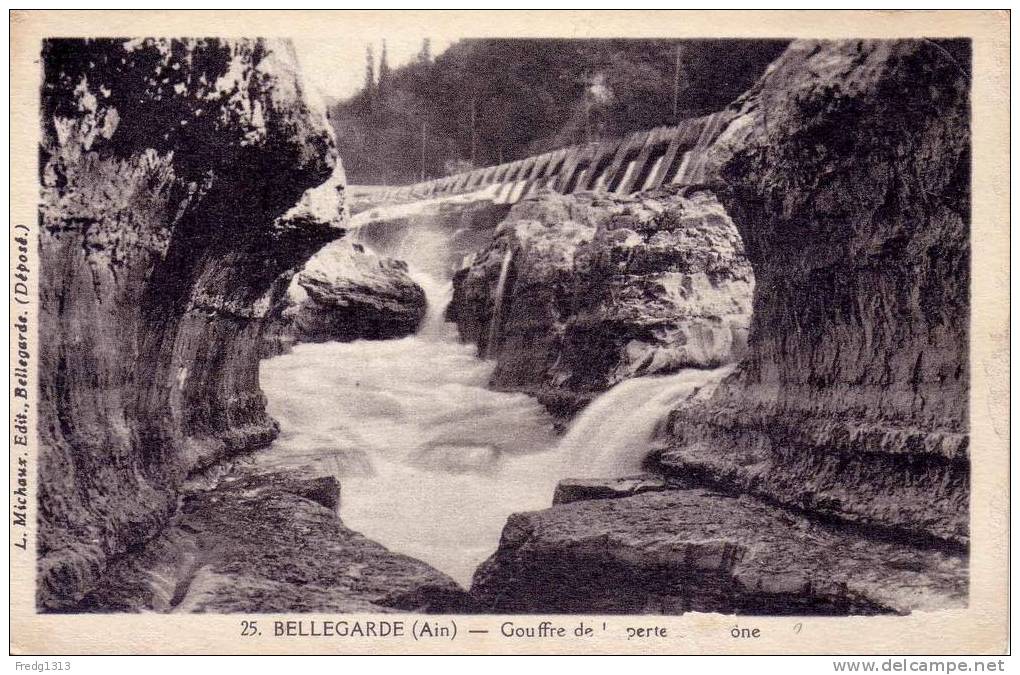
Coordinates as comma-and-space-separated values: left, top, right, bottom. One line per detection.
74, 466, 474, 614
553, 475, 670, 505
471, 488, 967, 615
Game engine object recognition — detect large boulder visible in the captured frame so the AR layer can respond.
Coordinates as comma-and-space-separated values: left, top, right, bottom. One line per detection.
661, 39, 971, 546
38, 38, 346, 610
447, 187, 754, 415
289, 241, 427, 342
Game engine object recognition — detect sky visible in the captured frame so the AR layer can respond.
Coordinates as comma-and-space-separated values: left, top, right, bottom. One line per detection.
293, 33, 457, 103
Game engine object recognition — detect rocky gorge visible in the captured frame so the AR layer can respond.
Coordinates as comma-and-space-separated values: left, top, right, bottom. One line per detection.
38, 37, 970, 616
654, 39, 971, 549
36, 37, 458, 612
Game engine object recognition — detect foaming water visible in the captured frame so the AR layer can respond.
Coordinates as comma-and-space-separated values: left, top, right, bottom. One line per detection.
260, 217, 732, 586
484, 249, 514, 357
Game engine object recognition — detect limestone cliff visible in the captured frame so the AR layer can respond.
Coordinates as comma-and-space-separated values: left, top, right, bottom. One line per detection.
660, 39, 971, 547
38, 38, 346, 609
448, 188, 754, 415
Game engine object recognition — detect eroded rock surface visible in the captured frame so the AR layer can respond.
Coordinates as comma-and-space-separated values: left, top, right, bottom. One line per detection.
447, 188, 754, 415
288, 241, 427, 343
660, 39, 971, 547
38, 38, 346, 610
472, 489, 966, 615
77, 466, 473, 613
352, 191, 513, 278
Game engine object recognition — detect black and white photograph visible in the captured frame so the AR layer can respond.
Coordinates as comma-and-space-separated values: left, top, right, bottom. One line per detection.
8, 9, 1009, 659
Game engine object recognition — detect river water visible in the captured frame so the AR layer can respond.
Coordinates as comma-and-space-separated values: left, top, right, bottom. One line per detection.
259, 219, 728, 587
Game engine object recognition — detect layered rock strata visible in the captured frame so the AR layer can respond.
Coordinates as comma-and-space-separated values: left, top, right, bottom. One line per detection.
448, 188, 754, 415
472, 488, 966, 615
38, 38, 346, 609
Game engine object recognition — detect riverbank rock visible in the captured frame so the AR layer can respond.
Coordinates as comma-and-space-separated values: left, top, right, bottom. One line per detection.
38, 38, 346, 610
76, 466, 473, 613
468, 38, 971, 616
659, 39, 971, 547
472, 489, 966, 615
259, 310, 299, 358
447, 187, 754, 416
552, 475, 669, 505
287, 241, 427, 342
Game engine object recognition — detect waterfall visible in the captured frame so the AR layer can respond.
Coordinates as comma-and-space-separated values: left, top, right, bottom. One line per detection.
485, 248, 514, 358
409, 269, 454, 338
556, 365, 734, 477
263, 210, 565, 587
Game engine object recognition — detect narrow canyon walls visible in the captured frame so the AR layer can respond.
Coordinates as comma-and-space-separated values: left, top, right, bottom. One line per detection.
471, 39, 970, 614
662, 39, 971, 545
38, 38, 346, 609
448, 188, 754, 415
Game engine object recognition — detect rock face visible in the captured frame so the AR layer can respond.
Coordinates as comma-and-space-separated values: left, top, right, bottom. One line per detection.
472, 39, 970, 615
447, 188, 754, 415
38, 38, 346, 610
288, 241, 427, 343
76, 466, 473, 613
660, 39, 971, 547
471, 489, 966, 615
552, 475, 669, 505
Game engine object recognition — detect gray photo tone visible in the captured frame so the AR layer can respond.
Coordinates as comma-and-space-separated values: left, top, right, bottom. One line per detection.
38, 36, 969, 615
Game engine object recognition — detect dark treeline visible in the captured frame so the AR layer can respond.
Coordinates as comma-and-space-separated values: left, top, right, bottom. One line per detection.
328, 38, 789, 185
